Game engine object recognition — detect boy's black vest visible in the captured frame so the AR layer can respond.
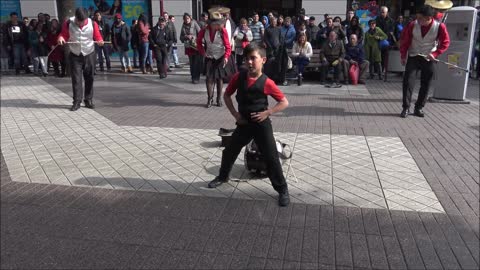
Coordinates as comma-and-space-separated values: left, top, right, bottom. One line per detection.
236, 71, 269, 120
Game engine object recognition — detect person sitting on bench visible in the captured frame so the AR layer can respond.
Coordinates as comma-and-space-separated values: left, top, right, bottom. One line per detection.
320, 31, 346, 87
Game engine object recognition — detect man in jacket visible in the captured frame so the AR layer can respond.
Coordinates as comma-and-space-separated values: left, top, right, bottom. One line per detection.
164, 12, 182, 69
306, 16, 320, 48
376, 6, 395, 71
149, 17, 173, 78
112, 13, 132, 73
58, 7, 104, 111
6, 12, 30, 75
344, 34, 369, 84
320, 31, 346, 87
93, 10, 111, 71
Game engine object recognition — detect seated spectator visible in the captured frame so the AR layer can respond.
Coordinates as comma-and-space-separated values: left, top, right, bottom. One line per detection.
364, 19, 387, 80
320, 31, 346, 87
291, 33, 312, 85
344, 34, 369, 84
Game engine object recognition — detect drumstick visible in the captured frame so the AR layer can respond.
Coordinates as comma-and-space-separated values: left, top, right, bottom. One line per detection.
417, 53, 469, 72
47, 41, 112, 58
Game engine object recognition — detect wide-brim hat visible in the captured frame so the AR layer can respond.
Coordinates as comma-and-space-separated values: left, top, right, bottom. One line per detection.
425, 0, 453, 10
208, 7, 226, 24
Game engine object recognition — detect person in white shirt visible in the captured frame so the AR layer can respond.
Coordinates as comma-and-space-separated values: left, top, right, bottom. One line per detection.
291, 33, 312, 85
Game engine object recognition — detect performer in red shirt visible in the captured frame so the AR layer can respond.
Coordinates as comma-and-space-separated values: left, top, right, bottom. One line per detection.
58, 7, 104, 111
207, 44, 291, 207
399, 5, 450, 118
196, 8, 232, 108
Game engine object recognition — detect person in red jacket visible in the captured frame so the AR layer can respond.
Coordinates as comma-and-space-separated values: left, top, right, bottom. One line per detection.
58, 7, 104, 111
196, 8, 232, 108
46, 19, 65, 77
399, 5, 450, 118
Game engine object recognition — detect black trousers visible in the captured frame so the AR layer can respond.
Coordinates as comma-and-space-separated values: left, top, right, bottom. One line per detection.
218, 118, 288, 193
188, 54, 202, 81
402, 56, 434, 109
153, 46, 168, 75
70, 52, 95, 104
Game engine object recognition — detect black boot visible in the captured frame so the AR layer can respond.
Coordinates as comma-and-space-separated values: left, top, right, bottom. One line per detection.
400, 108, 409, 118
206, 98, 213, 108
278, 190, 290, 207
70, 103, 81, 111
208, 176, 228, 188
216, 97, 223, 107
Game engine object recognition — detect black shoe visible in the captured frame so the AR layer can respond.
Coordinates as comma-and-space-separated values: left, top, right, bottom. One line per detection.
297, 75, 302, 86
278, 190, 290, 207
413, 108, 425, 117
216, 99, 223, 107
70, 103, 81, 111
208, 177, 228, 188
15, 69, 20, 75
159, 74, 167, 79
400, 108, 409, 118
206, 98, 213, 108
100, 67, 104, 72
84, 100, 95, 109
378, 74, 383, 80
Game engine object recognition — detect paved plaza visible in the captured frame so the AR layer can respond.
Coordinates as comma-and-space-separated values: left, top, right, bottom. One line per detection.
1, 70, 479, 269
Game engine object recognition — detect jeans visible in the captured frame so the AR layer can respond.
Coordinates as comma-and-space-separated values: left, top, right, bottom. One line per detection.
69, 52, 96, 103
140, 42, 152, 69
13, 44, 27, 70
95, 44, 111, 69
402, 55, 434, 109
33, 56, 48, 74
295, 56, 310, 75
168, 46, 179, 66
132, 47, 139, 67
119, 50, 131, 68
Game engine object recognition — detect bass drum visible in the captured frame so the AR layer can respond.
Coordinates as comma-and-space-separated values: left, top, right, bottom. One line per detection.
244, 140, 268, 175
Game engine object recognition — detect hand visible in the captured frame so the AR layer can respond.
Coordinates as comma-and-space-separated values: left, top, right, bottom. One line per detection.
234, 112, 247, 125
223, 57, 228, 67
350, 60, 357, 65
39, 36, 44, 42
97, 40, 104, 46
401, 58, 406, 66
332, 60, 339, 66
426, 53, 437, 62
58, 36, 65, 45
250, 110, 270, 123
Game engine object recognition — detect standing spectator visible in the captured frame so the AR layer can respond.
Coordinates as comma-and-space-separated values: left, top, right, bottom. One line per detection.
6, 12, 30, 75
93, 10, 111, 71
29, 23, 49, 76
198, 12, 209, 29
342, 10, 355, 28
394, 15, 405, 44
364, 20, 387, 80
278, 15, 284, 27
261, 15, 270, 29
316, 17, 333, 48
344, 34, 369, 84
57, 7, 104, 111
1, 23, 10, 72
320, 31, 346, 87
346, 16, 364, 44
291, 33, 312, 85
295, 22, 307, 41
222, 8, 237, 82
319, 14, 329, 29
306, 16, 320, 48
233, 18, 253, 70
109, 0, 122, 16
112, 13, 132, 73
264, 16, 282, 82
281, 17, 296, 49
376, 6, 395, 71
46, 19, 65, 77
196, 9, 232, 108
150, 17, 173, 78
249, 12, 264, 45
333, 16, 347, 43
137, 13, 152, 74
180, 13, 202, 83
165, 13, 182, 68
23, 17, 29, 26
130, 19, 140, 68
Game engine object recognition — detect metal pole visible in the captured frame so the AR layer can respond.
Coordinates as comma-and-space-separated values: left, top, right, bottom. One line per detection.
160, 0, 164, 17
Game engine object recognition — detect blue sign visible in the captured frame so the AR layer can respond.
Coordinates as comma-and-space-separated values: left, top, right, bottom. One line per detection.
75, 0, 148, 27
1, 0, 22, 23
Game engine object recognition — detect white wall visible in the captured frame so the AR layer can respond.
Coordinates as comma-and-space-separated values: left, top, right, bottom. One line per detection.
152, 0, 191, 41
20, 0, 58, 19
303, 0, 348, 21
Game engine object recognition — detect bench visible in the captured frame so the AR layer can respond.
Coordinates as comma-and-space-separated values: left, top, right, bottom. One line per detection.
287, 49, 322, 72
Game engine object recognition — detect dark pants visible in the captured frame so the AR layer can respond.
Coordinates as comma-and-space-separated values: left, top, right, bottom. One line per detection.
188, 54, 202, 81
70, 52, 96, 104
402, 56, 434, 109
153, 46, 168, 76
295, 56, 310, 75
218, 118, 288, 193
320, 60, 343, 82
236, 53, 244, 70
95, 44, 111, 69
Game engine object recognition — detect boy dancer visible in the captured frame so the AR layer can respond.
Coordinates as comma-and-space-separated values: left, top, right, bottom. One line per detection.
208, 44, 290, 206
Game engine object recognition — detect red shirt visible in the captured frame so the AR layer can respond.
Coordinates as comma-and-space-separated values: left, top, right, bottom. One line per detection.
225, 72, 285, 102
196, 26, 231, 59
399, 19, 450, 60
58, 19, 103, 42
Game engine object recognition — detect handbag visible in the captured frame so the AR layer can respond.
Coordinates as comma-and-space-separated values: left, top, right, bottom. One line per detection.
244, 140, 292, 176
349, 63, 359, 85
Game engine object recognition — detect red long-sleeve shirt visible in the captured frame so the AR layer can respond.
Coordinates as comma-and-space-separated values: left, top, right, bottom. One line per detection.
58, 19, 103, 42
399, 19, 450, 60
196, 26, 231, 59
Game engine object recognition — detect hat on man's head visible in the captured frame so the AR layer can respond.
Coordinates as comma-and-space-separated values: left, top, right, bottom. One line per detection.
309, 16, 316, 21
115, 13, 122, 19
425, 0, 453, 10
208, 7, 226, 25
216, 7, 230, 14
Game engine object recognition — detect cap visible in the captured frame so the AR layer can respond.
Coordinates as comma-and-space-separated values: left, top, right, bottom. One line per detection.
114, 13, 122, 19
309, 16, 315, 21
425, 0, 453, 10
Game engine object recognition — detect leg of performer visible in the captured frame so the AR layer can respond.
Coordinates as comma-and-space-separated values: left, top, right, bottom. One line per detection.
205, 78, 214, 108
216, 78, 223, 107
401, 56, 419, 117
414, 58, 434, 116
83, 52, 96, 108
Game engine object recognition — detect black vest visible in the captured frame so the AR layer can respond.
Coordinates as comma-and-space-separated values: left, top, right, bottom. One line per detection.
236, 71, 269, 120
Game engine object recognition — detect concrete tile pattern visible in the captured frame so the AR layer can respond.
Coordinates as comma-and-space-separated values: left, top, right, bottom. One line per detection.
1, 77, 442, 212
